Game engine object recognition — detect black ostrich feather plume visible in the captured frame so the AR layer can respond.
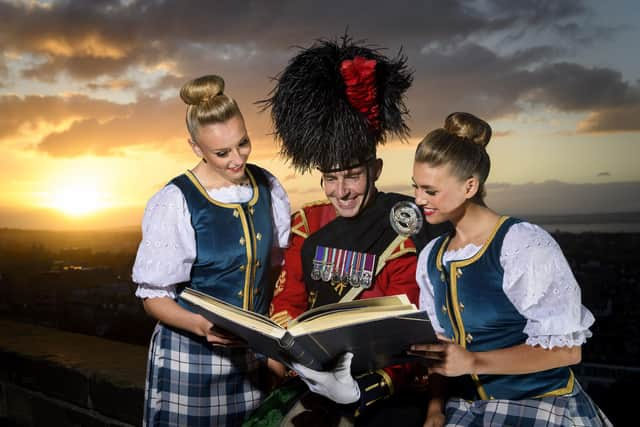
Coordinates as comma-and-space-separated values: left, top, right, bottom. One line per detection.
260, 36, 413, 173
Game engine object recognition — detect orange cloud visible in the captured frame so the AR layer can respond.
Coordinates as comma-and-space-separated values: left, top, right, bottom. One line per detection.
577, 106, 640, 133
37, 33, 129, 59
0, 94, 127, 140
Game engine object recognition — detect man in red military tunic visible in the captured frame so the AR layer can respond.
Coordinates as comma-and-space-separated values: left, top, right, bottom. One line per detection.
247, 37, 449, 426
270, 165, 427, 326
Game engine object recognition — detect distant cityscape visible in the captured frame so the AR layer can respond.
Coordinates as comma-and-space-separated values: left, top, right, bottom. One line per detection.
0, 224, 638, 424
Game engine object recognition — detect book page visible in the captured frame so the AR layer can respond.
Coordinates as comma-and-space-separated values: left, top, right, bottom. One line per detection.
180, 288, 284, 337
291, 294, 412, 324
289, 304, 418, 335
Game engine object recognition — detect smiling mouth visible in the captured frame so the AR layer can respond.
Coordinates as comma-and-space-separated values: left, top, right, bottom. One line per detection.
423, 208, 436, 216
336, 199, 358, 209
229, 164, 244, 173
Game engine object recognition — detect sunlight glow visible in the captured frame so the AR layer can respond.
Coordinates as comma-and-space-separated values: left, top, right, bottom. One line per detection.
49, 183, 106, 216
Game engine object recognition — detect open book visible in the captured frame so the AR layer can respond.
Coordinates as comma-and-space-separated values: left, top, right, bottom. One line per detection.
181, 288, 436, 372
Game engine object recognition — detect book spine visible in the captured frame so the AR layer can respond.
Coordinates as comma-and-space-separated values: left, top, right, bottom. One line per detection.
279, 333, 322, 370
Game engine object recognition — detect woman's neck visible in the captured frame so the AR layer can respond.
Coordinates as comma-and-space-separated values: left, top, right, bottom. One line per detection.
448, 203, 500, 250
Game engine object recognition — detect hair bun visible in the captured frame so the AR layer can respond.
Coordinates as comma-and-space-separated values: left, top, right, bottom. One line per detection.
180, 75, 226, 106
444, 112, 492, 148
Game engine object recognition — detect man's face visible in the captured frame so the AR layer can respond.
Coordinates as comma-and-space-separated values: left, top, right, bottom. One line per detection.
322, 161, 381, 218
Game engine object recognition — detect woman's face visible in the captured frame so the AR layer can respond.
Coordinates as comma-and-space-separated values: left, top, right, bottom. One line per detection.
412, 161, 471, 224
191, 114, 251, 186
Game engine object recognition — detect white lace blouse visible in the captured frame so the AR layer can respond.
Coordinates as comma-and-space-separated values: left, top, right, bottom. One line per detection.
132, 168, 291, 299
417, 221, 594, 349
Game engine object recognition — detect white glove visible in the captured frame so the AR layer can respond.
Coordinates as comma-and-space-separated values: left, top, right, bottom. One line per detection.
291, 352, 361, 404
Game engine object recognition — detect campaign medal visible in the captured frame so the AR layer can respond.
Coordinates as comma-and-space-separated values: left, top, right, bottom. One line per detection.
331, 249, 343, 285
311, 246, 324, 280
359, 252, 376, 289
350, 252, 362, 287
341, 250, 352, 284
321, 247, 336, 282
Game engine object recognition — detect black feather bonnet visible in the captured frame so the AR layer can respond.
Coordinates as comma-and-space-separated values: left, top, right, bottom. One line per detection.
261, 36, 413, 173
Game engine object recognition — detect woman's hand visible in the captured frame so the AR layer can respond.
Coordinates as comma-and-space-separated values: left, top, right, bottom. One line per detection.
409, 334, 476, 377
422, 393, 446, 427
194, 315, 245, 346
267, 358, 288, 379
143, 297, 242, 346
423, 411, 445, 427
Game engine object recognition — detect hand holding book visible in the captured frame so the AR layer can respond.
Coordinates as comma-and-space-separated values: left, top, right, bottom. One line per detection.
207, 324, 246, 347
180, 288, 437, 372
290, 352, 361, 404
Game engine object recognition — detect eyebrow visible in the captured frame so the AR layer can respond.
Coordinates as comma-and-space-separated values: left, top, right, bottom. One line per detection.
323, 168, 365, 178
212, 135, 249, 152
411, 177, 436, 190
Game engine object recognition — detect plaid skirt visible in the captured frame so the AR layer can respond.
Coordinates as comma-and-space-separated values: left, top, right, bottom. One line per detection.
144, 323, 269, 427
444, 380, 612, 427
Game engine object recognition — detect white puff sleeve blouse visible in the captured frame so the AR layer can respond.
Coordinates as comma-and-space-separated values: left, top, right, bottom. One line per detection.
132, 168, 291, 299
416, 221, 594, 349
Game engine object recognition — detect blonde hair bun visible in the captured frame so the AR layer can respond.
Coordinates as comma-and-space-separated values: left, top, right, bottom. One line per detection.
444, 112, 492, 148
180, 75, 225, 106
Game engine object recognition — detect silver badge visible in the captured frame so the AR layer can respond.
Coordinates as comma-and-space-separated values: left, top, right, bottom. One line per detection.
390, 201, 424, 236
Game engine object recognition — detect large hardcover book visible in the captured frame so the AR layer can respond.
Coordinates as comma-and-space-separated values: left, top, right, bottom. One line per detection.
180, 288, 436, 372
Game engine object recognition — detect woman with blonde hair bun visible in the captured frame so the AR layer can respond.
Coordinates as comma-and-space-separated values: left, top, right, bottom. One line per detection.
409, 112, 611, 426
132, 74, 290, 426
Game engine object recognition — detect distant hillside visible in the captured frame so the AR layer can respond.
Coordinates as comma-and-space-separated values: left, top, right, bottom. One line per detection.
0, 228, 141, 253
518, 211, 640, 225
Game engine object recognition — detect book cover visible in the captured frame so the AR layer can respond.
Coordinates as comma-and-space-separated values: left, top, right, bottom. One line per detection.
180, 288, 436, 372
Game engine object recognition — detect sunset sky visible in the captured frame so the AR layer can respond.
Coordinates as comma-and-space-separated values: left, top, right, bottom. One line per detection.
1, 0, 640, 230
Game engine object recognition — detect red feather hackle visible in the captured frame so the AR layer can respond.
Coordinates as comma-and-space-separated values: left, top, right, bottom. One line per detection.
340, 56, 380, 130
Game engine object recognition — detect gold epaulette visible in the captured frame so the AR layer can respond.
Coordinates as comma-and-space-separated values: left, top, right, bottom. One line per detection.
375, 235, 417, 275
291, 199, 332, 239
300, 198, 332, 210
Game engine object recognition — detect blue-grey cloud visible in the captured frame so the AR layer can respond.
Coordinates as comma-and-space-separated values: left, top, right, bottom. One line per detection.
381, 180, 640, 216
485, 180, 640, 215
0, 0, 637, 152
0, 0, 601, 81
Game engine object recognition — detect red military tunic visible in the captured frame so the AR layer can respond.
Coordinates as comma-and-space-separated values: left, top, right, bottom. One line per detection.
270, 196, 422, 409
270, 200, 420, 324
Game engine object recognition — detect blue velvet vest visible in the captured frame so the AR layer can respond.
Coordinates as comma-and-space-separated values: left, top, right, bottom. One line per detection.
172, 164, 273, 315
427, 216, 574, 400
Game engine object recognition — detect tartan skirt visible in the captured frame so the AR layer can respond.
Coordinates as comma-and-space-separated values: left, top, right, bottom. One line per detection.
144, 323, 270, 427
444, 380, 612, 427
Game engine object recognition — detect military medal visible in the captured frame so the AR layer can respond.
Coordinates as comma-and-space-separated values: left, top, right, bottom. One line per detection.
321, 247, 336, 282
389, 201, 423, 236
311, 246, 324, 280
331, 249, 343, 285
314, 245, 377, 289
341, 250, 352, 283
359, 252, 376, 289
351, 252, 362, 287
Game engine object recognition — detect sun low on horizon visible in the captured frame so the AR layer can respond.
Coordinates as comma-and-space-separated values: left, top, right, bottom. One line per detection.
34, 160, 120, 218
46, 182, 107, 216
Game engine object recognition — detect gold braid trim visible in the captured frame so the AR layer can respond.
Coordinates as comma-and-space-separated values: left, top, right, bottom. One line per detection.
270, 310, 292, 328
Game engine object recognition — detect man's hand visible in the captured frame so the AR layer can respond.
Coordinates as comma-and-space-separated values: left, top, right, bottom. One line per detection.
291, 352, 361, 404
